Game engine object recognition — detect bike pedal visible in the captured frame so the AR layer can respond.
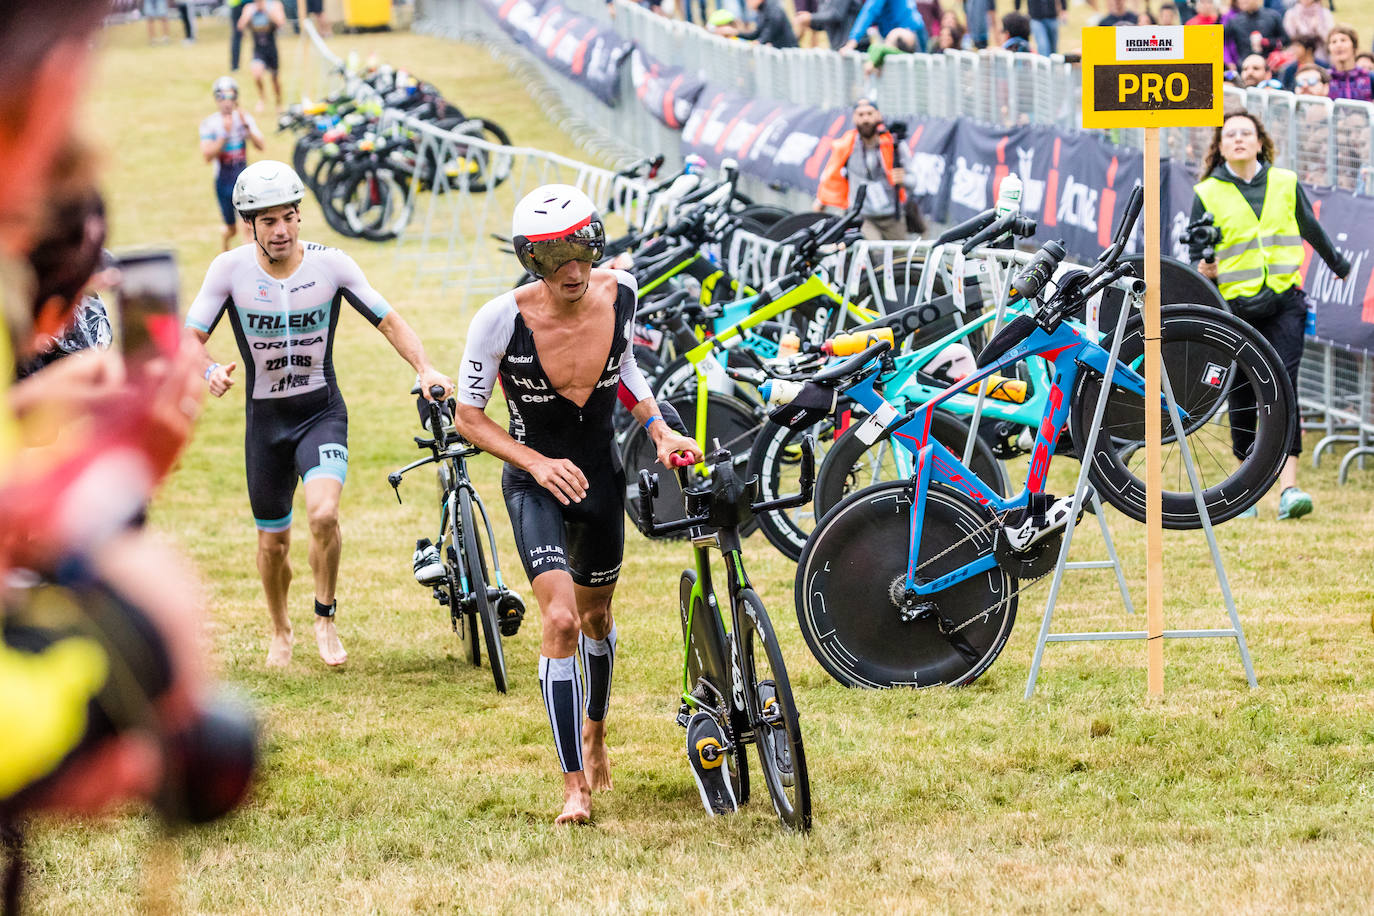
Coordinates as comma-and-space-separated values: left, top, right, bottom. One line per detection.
685, 712, 737, 816
496, 591, 525, 637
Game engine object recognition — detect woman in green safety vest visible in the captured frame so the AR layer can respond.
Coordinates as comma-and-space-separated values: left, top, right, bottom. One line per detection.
1189, 110, 1351, 521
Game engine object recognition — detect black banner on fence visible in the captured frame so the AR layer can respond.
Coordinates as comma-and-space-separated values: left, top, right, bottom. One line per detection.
630, 49, 706, 130
1300, 187, 1374, 353
478, 0, 630, 105
680, 87, 849, 192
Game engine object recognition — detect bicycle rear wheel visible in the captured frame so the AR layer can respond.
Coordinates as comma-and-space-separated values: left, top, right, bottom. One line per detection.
1072, 304, 1294, 529
736, 588, 810, 830
459, 488, 507, 692
813, 408, 1008, 520
796, 481, 1017, 688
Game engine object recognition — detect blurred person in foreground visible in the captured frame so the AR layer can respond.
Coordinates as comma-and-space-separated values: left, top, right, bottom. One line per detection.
0, 0, 246, 848
813, 98, 915, 240
840, 0, 928, 53
1189, 110, 1350, 521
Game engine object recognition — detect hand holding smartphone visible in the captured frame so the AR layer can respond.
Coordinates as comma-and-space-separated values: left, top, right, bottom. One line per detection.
116, 250, 181, 374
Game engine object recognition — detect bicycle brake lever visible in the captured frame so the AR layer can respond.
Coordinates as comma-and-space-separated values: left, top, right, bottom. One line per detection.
387, 472, 403, 504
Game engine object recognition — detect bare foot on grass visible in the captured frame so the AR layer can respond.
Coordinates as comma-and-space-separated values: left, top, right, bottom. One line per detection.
313, 617, 347, 667
555, 773, 591, 825
266, 630, 294, 668
582, 720, 612, 792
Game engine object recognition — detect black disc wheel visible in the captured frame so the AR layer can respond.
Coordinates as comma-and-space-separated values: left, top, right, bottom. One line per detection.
1072, 304, 1294, 529
460, 488, 507, 693
736, 588, 810, 830
796, 481, 1017, 688
813, 407, 1008, 520
623, 392, 760, 538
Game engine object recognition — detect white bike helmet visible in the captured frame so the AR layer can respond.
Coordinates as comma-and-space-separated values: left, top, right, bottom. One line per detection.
213, 75, 239, 98
232, 160, 305, 217
511, 184, 605, 278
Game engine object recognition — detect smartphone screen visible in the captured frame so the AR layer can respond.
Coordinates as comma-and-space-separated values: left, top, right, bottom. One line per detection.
116, 250, 181, 371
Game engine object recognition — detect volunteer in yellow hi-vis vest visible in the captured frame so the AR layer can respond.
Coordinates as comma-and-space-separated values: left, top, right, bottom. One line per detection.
1190, 110, 1351, 521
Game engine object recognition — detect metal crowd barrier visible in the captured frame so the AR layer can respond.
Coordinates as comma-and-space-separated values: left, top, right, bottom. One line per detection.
404, 0, 1374, 481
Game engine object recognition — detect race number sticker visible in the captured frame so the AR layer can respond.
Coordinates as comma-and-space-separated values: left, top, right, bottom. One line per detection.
1201, 362, 1228, 387
854, 401, 900, 445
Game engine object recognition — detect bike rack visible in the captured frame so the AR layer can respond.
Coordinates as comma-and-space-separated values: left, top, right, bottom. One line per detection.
1023, 296, 1258, 698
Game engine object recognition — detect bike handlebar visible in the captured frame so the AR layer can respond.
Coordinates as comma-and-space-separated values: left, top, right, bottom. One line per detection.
636, 438, 815, 536
959, 211, 1036, 254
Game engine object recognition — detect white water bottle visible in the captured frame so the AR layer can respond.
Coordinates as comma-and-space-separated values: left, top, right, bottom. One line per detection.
993, 173, 1022, 245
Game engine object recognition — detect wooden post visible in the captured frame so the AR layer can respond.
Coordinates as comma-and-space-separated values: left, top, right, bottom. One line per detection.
1144, 127, 1164, 695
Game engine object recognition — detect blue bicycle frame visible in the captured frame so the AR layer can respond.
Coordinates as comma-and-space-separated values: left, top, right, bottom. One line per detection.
844, 304, 1157, 598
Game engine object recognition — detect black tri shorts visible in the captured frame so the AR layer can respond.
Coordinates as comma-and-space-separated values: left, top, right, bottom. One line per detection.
244, 388, 349, 531
502, 463, 625, 588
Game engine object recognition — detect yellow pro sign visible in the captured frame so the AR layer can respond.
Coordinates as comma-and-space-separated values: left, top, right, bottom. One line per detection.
1081, 25, 1224, 129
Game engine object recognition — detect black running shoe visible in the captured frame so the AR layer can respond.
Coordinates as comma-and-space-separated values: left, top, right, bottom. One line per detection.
685, 712, 737, 816
756, 680, 794, 787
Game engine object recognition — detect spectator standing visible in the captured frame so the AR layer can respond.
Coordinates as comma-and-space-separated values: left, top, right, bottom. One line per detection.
1279, 35, 1322, 91
1098, 0, 1139, 28
1294, 63, 1330, 96
1240, 53, 1283, 88
963, 0, 997, 49
717, 0, 799, 47
1190, 111, 1350, 521
813, 99, 914, 241
1013, 0, 1066, 56
200, 76, 265, 250
175, 1, 197, 42
144, 0, 172, 43
1223, 0, 1288, 70
796, 0, 865, 50
1186, 0, 1219, 26
229, 0, 248, 70
1002, 11, 1032, 52
1283, 0, 1332, 45
841, 0, 928, 52
1326, 26, 1373, 101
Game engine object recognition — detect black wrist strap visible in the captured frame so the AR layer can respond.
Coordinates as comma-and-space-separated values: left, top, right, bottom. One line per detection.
314, 600, 336, 619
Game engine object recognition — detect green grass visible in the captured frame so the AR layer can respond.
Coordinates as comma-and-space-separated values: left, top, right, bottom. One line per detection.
20, 16, 1374, 914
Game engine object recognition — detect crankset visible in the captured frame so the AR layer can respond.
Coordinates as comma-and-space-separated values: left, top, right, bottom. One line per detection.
993, 527, 1064, 579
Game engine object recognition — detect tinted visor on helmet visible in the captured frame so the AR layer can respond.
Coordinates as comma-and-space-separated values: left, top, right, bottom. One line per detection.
517, 219, 605, 277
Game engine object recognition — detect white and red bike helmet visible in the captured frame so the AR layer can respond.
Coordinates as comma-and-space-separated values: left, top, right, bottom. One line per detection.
511, 184, 605, 278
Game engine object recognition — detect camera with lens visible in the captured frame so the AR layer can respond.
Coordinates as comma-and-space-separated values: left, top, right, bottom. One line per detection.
1180, 212, 1223, 262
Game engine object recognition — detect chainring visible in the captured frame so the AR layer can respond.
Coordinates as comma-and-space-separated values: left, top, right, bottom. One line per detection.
993, 528, 1064, 579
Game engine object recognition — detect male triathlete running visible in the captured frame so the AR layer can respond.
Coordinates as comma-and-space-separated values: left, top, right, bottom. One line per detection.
200, 76, 264, 251
455, 185, 701, 825
186, 160, 453, 669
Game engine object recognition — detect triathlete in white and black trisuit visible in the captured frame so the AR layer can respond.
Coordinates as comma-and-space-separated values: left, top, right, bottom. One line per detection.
457, 269, 651, 588
186, 241, 391, 531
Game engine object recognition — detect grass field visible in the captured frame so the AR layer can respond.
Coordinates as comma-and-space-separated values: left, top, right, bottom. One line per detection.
19, 13, 1374, 914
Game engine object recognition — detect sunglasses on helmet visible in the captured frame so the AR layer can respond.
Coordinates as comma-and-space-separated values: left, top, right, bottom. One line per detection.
516, 219, 606, 277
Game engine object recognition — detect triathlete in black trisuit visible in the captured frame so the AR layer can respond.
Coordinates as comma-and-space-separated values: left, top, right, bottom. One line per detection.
456, 185, 701, 825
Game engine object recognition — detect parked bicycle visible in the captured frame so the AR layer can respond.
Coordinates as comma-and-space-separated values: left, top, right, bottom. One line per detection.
789, 185, 1294, 689
388, 384, 526, 693
637, 441, 815, 830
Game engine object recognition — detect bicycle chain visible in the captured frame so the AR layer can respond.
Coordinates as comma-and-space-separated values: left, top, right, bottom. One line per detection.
896, 500, 1058, 637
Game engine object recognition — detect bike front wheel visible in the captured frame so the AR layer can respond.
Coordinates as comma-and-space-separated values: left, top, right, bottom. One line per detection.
796, 481, 1017, 688
746, 416, 841, 562
736, 588, 811, 831
460, 487, 507, 693
1072, 304, 1294, 529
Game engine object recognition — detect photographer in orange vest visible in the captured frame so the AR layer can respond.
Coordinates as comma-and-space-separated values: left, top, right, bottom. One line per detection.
813, 98, 914, 240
